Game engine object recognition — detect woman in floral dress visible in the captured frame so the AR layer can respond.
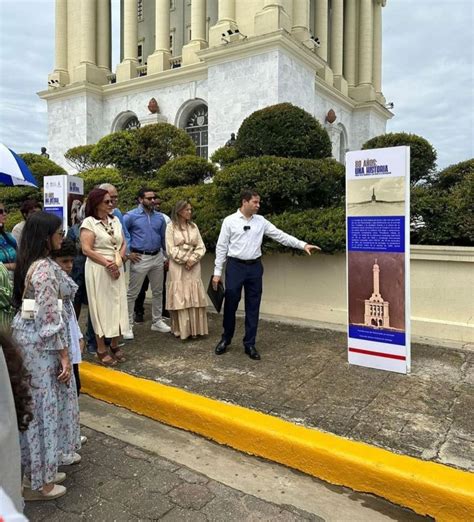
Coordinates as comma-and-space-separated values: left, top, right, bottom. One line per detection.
12, 212, 72, 500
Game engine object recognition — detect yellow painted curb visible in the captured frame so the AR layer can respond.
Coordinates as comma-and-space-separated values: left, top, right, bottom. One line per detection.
81, 362, 474, 521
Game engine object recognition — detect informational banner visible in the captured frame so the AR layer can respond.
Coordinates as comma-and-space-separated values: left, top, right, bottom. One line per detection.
345, 146, 410, 374
44, 175, 84, 231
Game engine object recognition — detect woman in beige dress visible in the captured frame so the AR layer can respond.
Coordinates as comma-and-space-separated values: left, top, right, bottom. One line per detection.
80, 189, 129, 365
166, 201, 208, 340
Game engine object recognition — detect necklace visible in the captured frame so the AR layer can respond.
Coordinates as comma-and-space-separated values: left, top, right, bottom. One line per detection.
100, 219, 118, 250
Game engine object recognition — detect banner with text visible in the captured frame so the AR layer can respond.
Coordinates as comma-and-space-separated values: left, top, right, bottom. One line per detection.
345, 146, 410, 374
44, 175, 84, 231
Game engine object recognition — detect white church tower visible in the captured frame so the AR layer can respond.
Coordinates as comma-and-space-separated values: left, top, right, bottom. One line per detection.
40, 0, 392, 171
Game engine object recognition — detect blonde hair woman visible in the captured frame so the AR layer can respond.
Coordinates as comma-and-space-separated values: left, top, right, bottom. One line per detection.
166, 201, 208, 340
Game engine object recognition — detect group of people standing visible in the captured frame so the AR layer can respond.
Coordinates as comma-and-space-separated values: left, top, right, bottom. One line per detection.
0, 184, 319, 511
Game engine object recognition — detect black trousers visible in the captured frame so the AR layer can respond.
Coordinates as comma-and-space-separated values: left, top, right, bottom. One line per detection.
222, 258, 263, 348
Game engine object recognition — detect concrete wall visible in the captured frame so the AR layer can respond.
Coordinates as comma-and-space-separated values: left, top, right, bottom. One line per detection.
199, 246, 474, 347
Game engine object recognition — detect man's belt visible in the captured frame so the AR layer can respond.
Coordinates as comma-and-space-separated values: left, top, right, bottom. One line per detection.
228, 256, 261, 265
131, 248, 160, 256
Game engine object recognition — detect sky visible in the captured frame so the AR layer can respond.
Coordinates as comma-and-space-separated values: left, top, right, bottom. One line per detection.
0, 0, 473, 170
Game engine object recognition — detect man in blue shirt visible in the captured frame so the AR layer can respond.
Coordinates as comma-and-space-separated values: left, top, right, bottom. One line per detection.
123, 188, 170, 339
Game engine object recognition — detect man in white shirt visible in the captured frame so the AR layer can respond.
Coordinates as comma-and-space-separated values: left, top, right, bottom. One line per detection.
212, 189, 320, 360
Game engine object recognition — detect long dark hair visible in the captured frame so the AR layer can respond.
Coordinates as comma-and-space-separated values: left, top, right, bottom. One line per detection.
85, 188, 109, 219
0, 331, 33, 432
13, 211, 62, 308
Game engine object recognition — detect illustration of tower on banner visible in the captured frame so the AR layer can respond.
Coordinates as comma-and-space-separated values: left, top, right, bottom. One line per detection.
364, 259, 390, 328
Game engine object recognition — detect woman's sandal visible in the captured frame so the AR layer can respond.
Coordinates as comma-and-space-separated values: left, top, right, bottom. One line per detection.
96, 350, 117, 366
110, 346, 126, 362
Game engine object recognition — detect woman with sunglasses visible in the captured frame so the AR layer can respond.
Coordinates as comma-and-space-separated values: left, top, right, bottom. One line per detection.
12, 211, 73, 500
80, 188, 129, 366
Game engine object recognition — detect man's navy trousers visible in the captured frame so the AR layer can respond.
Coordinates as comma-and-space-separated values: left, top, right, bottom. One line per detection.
222, 257, 263, 348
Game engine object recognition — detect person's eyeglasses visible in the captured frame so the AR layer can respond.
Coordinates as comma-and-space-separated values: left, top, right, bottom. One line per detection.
104, 200, 113, 205
0, 209, 7, 215
243, 226, 251, 231
144, 196, 157, 200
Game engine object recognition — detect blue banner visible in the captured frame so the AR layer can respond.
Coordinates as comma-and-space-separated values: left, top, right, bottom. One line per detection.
348, 216, 405, 252
349, 325, 406, 346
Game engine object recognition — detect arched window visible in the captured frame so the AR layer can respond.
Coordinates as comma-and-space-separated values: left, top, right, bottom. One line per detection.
184, 104, 208, 159
122, 115, 141, 131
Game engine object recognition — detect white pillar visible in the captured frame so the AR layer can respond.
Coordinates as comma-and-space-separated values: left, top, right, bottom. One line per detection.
148, 0, 171, 73
292, 0, 310, 42
343, 0, 356, 87
182, 0, 208, 66
209, 0, 237, 47
314, 0, 328, 62
97, 0, 111, 72
81, 0, 96, 65
54, 0, 68, 72
254, 0, 292, 35
373, 0, 384, 94
191, 0, 207, 43
116, 0, 138, 81
358, 0, 373, 85
330, 0, 347, 94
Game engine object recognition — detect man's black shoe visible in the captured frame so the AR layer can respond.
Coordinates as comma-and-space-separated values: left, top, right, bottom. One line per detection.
215, 340, 228, 355
245, 346, 261, 360
134, 313, 144, 323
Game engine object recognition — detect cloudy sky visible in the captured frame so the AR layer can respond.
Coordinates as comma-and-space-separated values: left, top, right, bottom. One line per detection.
0, 0, 472, 170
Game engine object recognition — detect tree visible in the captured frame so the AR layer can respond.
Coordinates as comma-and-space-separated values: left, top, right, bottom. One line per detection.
235, 103, 332, 160
362, 132, 437, 186
157, 156, 216, 187
65, 144, 105, 172
91, 124, 196, 177
19, 153, 66, 188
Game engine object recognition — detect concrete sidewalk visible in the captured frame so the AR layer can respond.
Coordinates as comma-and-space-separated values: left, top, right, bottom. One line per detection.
82, 310, 473, 473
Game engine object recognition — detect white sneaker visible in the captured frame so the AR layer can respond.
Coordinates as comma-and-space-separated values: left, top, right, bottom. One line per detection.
60, 452, 81, 466
123, 329, 134, 340
151, 320, 171, 333
23, 484, 66, 501
23, 472, 66, 488
80, 435, 88, 445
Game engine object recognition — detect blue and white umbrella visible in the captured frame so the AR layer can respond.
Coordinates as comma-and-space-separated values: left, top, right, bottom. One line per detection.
0, 143, 39, 187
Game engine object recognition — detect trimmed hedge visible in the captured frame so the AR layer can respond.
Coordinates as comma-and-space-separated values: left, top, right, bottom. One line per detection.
235, 103, 332, 160
362, 132, 437, 186
210, 146, 239, 168
157, 156, 216, 188
214, 156, 345, 214
436, 158, 474, 189
65, 144, 104, 172
79, 167, 123, 194
20, 153, 67, 188
267, 207, 345, 254
91, 124, 196, 177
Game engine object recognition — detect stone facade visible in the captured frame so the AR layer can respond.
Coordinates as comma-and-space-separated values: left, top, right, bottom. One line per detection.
41, 0, 392, 172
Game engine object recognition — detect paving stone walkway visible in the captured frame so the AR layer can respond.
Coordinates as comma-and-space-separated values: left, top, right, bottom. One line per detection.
82, 310, 474, 472
24, 427, 322, 522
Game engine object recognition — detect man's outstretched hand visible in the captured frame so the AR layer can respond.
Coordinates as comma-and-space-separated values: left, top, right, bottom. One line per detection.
304, 244, 321, 255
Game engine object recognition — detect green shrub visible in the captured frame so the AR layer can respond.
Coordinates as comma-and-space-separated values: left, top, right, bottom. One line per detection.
19, 153, 66, 188
268, 207, 346, 254
65, 144, 105, 172
436, 158, 474, 189
0, 187, 42, 210
214, 156, 345, 214
79, 167, 123, 194
411, 171, 474, 246
5, 210, 23, 231
91, 124, 196, 177
157, 156, 216, 188
90, 130, 137, 173
235, 103, 332, 160
362, 132, 437, 186
210, 146, 239, 167
159, 184, 226, 249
